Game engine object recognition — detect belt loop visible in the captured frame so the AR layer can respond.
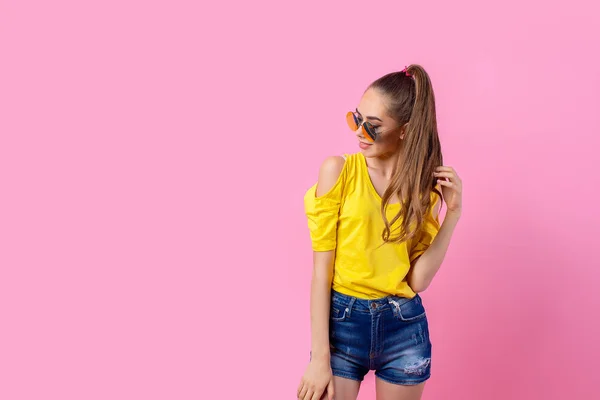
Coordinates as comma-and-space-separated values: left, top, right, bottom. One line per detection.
387, 295, 401, 317
347, 297, 356, 317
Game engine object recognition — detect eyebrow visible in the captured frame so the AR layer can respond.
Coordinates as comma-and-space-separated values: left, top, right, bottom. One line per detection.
356, 108, 383, 122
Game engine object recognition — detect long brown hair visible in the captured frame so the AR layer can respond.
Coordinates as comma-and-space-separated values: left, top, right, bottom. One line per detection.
369, 64, 443, 244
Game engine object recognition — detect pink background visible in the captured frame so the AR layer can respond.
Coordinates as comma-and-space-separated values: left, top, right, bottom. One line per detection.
1, 1, 599, 399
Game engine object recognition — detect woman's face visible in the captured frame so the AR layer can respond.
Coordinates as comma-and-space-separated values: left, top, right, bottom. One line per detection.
354, 87, 405, 157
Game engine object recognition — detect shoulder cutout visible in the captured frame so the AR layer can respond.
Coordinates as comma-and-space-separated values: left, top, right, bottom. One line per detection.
316, 156, 346, 197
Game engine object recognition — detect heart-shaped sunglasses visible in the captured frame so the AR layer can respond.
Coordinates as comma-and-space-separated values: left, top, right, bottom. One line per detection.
346, 111, 399, 142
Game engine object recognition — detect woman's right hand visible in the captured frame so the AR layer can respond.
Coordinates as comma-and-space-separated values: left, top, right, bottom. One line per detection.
297, 359, 335, 400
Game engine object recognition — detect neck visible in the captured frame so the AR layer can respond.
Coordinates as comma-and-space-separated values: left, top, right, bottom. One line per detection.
365, 150, 403, 179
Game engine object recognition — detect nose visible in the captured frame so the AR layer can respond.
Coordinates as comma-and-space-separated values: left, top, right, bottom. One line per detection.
357, 129, 374, 143
355, 124, 366, 140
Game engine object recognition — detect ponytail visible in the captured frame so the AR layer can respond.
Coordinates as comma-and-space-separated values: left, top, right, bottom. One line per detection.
369, 64, 443, 244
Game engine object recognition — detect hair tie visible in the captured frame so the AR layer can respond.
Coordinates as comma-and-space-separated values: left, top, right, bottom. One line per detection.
402, 66, 412, 77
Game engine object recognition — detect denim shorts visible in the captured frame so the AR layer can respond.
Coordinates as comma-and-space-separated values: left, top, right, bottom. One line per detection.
328, 289, 432, 385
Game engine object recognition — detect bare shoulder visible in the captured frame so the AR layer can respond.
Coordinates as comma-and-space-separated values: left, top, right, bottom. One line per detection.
316, 156, 346, 196
319, 156, 345, 177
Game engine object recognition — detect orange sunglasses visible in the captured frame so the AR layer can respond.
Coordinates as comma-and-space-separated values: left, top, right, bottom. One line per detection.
345, 111, 399, 143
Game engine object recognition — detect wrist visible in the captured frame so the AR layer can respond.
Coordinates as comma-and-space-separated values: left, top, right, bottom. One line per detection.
445, 209, 462, 219
443, 210, 461, 226
310, 350, 330, 363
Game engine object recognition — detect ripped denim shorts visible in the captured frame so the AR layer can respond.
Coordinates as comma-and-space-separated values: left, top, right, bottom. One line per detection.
328, 289, 432, 385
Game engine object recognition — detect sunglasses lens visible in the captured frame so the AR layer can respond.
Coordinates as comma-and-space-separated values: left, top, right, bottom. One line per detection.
346, 111, 359, 130
362, 123, 376, 142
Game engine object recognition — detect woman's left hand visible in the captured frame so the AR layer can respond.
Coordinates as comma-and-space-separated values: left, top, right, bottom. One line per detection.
434, 166, 462, 215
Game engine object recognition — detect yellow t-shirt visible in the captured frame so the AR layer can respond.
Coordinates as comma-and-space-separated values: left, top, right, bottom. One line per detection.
304, 152, 441, 299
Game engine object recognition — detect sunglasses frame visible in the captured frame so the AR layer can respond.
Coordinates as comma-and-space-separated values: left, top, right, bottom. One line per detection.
346, 111, 400, 143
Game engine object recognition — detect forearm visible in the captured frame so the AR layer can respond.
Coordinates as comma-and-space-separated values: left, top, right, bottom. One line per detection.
309, 251, 335, 361
409, 211, 461, 292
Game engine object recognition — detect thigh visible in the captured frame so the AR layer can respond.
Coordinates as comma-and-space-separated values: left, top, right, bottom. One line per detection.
330, 375, 361, 400
329, 292, 371, 382
375, 378, 425, 400
375, 295, 432, 386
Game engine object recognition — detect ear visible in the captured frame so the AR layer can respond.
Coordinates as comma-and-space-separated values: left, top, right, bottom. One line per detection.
399, 123, 409, 140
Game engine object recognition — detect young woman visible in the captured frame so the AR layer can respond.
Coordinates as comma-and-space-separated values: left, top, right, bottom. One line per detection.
297, 64, 462, 400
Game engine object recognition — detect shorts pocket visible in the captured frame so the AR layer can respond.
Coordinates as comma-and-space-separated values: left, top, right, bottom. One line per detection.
331, 304, 350, 322
390, 295, 426, 322
330, 292, 354, 322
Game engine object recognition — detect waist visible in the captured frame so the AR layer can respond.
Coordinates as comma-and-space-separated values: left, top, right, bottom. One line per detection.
332, 255, 416, 299
331, 288, 419, 314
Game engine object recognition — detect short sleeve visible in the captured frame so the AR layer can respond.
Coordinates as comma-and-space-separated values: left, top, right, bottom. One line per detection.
409, 190, 442, 263
303, 165, 346, 252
